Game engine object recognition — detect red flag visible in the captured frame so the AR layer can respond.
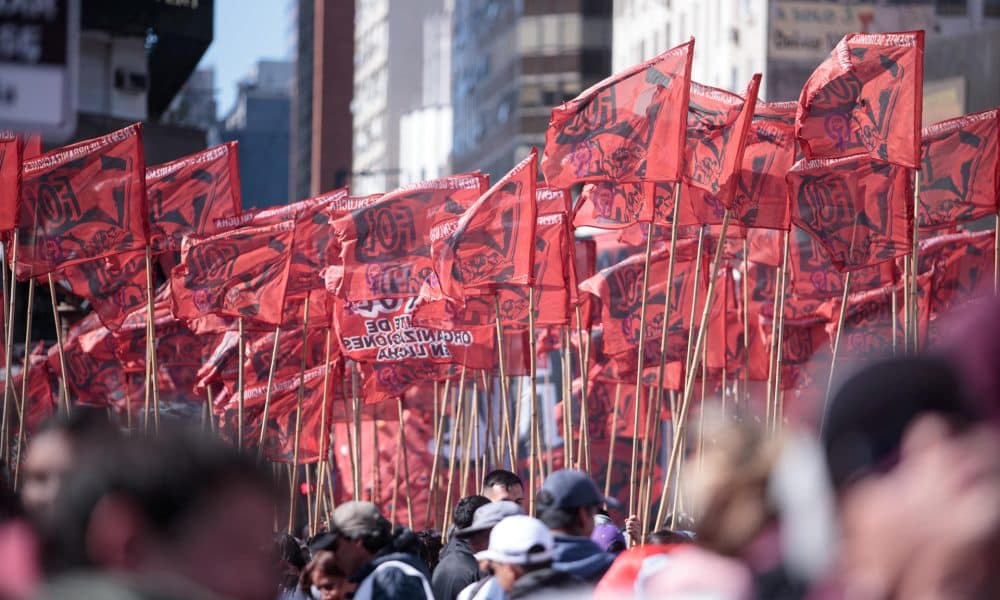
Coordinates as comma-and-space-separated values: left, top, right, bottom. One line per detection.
146, 142, 243, 254
430, 150, 538, 303
783, 227, 897, 300
919, 230, 995, 323
730, 101, 798, 230
16, 123, 147, 279
13, 343, 57, 433
56, 250, 148, 329
831, 276, 930, 362
573, 181, 700, 230
683, 75, 762, 206
797, 31, 924, 168
0, 133, 22, 232
329, 173, 488, 301
171, 221, 295, 325
53, 313, 144, 412
788, 154, 913, 271
542, 39, 694, 186
363, 361, 462, 405
918, 109, 1000, 230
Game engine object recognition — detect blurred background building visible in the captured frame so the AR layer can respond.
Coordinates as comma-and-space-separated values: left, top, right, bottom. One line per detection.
451, 0, 613, 181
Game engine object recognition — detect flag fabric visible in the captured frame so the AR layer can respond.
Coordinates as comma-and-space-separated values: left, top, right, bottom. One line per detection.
0, 133, 22, 232
788, 154, 913, 271
573, 181, 699, 230
16, 123, 147, 279
146, 142, 243, 254
430, 150, 538, 303
918, 230, 995, 322
53, 313, 144, 412
171, 221, 295, 325
57, 250, 148, 329
918, 109, 1000, 230
329, 173, 488, 301
729, 101, 798, 230
797, 31, 924, 168
542, 39, 694, 187
683, 75, 762, 207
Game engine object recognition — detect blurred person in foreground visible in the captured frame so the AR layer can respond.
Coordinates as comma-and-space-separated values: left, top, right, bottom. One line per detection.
482, 469, 524, 505
459, 515, 584, 600
432, 495, 493, 600
36, 427, 277, 600
823, 356, 1000, 598
325, 500, 433, 599
535, 469, 623, 582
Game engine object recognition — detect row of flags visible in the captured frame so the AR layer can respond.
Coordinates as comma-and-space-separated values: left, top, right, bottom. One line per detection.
0, 30, 996, 488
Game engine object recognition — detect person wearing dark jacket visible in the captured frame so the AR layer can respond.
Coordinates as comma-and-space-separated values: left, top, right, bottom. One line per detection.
536, 469, 621, 583
433, 495, 490, 600
328, 501, 433, 600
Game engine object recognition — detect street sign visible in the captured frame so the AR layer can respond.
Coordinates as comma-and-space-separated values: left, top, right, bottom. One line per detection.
0, 0, 79, 141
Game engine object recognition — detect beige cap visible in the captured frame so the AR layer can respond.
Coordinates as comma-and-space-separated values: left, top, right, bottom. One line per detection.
332, 501, 383, 538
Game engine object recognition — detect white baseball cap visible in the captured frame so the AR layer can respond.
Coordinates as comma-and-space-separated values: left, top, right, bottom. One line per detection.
474, 515, 554, 566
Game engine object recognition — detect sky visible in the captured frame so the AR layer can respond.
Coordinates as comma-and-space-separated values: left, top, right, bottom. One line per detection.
197, 0, 292, 118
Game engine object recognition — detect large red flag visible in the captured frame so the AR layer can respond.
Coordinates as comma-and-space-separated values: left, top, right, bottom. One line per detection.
16, 123, 147, 279
918, 109, 1000, 230
0, 133, 22, 232
797, 31, 924, 168
918, 230, 995, 325
329, 173, 488, 301
788, 154, 913, 271
542, 39, 694, 186
146, 141, 243, 254
56, 250, 148, 329
171, 221, 295, 325
430, 150, 537, 303
683, 76, 762, 207
729, 101, 798, 231
12, 343, 57, 434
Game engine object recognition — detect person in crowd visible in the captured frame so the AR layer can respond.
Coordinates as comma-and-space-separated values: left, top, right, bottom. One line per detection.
535, 469, 619, 582
327, 501, 434, 599
448, 501, 525, 600
461, 515, 583, 600
298, 550, 354, 600
415, 529, 443, 574
591, 523, 626, 554
433, 495, 491, 600
37, 427, 277, 600
482, 469, 524, 505
276, 532, 308, 595
20, 410, 120, 526
823, 356, 1000, 598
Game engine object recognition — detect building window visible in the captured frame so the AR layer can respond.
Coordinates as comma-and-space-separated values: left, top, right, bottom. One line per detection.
936, 0, 967, 15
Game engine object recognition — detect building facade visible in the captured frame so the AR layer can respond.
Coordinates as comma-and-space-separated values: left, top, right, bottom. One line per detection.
352, 0, 445, 195
451, 0, 613, 181
217, 60, 293, 209
290, 0, 354, 202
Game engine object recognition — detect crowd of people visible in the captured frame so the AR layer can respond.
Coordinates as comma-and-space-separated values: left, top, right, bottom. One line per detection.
1, 297, 1000, 599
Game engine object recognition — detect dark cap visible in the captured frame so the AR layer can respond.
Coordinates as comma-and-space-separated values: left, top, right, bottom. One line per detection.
539, 469, 621, 510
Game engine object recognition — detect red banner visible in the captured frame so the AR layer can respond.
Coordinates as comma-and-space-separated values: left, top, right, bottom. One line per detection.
797, 31, 924, 168
542, 39, 694, 186
0, 133, 22, 232
729, 101, 798, 231
16, 123, 147, 279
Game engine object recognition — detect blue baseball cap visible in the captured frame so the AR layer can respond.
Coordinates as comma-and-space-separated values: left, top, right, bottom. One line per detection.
539, 469, 622, 510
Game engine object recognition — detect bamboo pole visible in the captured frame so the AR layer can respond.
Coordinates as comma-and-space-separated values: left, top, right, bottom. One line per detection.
287, 296, 311, 534
770, 232, 791, 432
574, 305, 592, 472
144, 247, 160, 433
627, 231, 656, 516
425, 378, 451, 526
12, 279, 35, 485
527, 286, 540, 515
350, 363, 362, 500
2, 231, 20, 460
257, 325, 283, 458
46, 274, 70, 414
493, 297, 515, 467
823, 272, 853, 427
315, 329, 334, 523
603, 382, 622, 501
396, 396, 414, 528
237, 316, 245, 453
441, 365, 467, 538
561, 327, 573, 471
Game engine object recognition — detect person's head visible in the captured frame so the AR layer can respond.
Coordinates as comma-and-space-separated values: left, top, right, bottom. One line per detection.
536, 469, 619, 537
21, 410, 119, 524
482, 469, 524, 505
452, 495, 491, 530
645, 529, 695, 545
475, 515, 554, 593
42, 428, 276, 600
456, 500, 524, 553
328, 501, 393, 577
275, 532, 307, 590
299, 550, 353, 600
415, 529, 443, 573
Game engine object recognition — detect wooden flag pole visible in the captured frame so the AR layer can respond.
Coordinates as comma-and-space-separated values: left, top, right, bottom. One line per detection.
350, 363, 362, 500
742, 239, 751, 411
144, 246, 161, 433
390, 412, 402, 526
656, 210, 731, 530
682, 229, 707, 386
461, 379, 478, 498
561, 327, 573, 471
891, 285, 899, 356
652, 191, 682, 464
902, 258, 911, 351
603, 382, 622, 501
769, 232, 791, 431
396, 396, 414, 528
441, 364, 466, 538
1, 232, 19, 459
287, 296, 311, 534
627, 231, 656, 517
425, 378, 451, 526
371, 418, 380, 502
237, 316, 246, 453
493, 297, 515, 467
257, 325, 283, 458
909, 173, 921, 353
12, 279, 36, 484
527, 286, 540, 515
574, 305, 592, 472
46, 274, 70, 414
764, 235, 785, 427
315, 328, 334, 524
823, 271, 853, 423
